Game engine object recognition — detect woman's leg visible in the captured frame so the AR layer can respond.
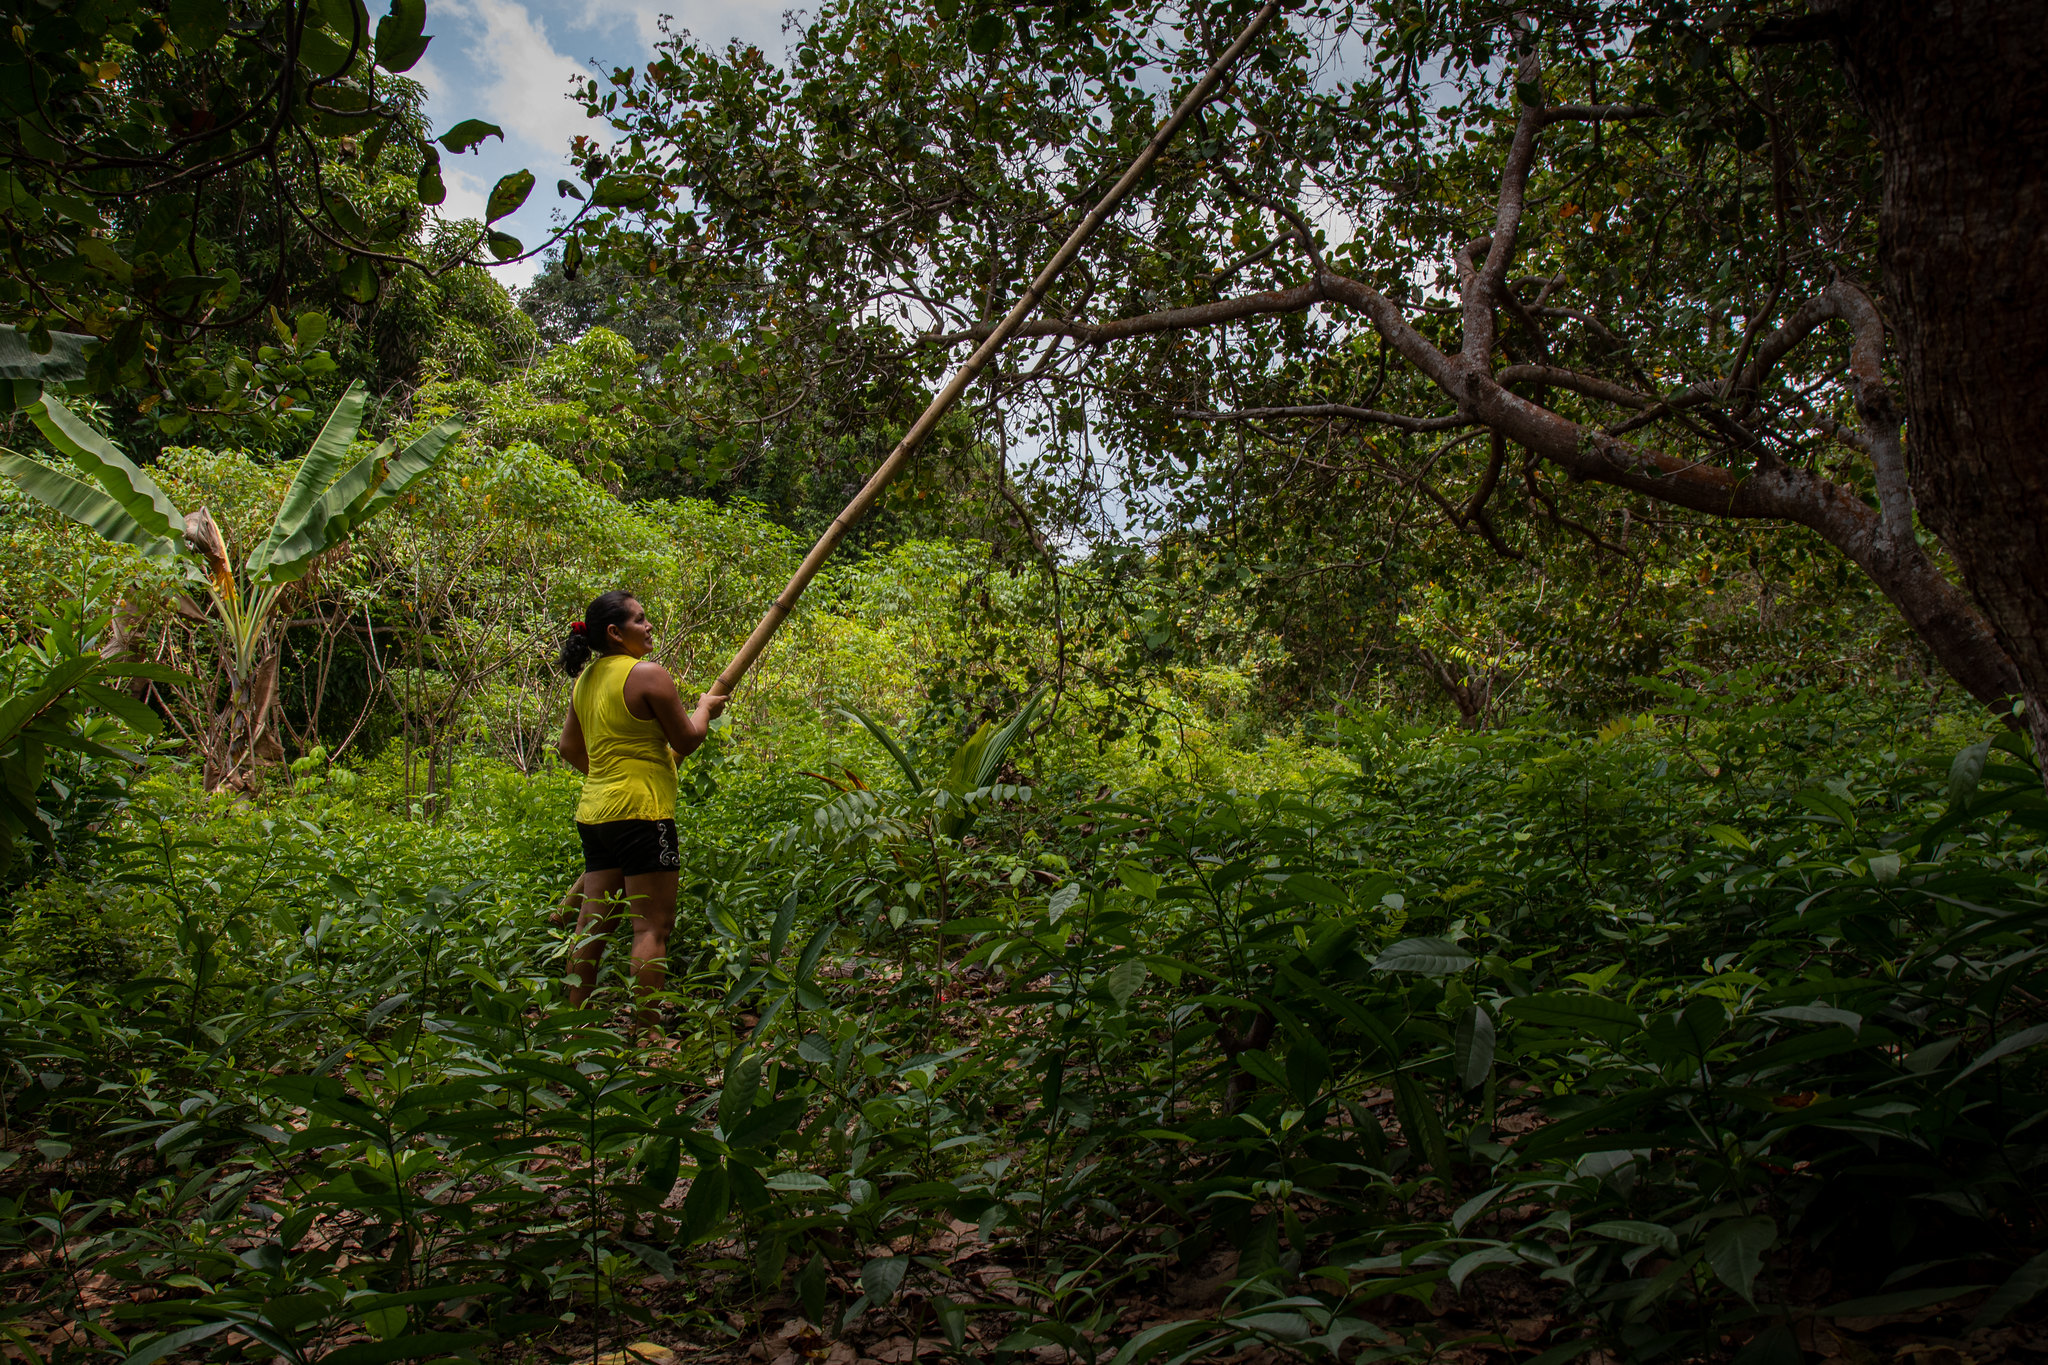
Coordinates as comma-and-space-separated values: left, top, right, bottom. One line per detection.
621, 869, 681, 1038
568, 868, 626, 1008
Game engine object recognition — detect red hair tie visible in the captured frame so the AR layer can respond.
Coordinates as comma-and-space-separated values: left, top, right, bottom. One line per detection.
570, 620, 587, 636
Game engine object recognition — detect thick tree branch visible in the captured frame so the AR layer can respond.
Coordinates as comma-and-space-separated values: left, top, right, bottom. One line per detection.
1497, 364, 1653, 409
1465, 48, 1548, 369
995, 260, 2011, 706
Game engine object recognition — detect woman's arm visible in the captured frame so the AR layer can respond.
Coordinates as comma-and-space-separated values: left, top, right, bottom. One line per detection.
627, 661, 726, 759
557, 704, 590, 774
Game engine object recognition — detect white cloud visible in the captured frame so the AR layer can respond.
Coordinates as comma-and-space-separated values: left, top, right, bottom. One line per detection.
599, 0, 789, 57
423, 0, 602, 157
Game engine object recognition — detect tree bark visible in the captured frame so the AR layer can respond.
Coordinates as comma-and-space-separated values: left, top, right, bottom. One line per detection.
1820, 0, 2048, 751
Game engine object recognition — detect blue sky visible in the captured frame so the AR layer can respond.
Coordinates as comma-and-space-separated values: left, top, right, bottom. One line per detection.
412, 0, 791, 289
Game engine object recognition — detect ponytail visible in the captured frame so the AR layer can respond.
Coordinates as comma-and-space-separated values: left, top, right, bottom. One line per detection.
557, 589, 638, 677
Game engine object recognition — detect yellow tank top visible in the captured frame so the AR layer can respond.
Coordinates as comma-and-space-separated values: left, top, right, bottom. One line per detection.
571, 653, 677, 823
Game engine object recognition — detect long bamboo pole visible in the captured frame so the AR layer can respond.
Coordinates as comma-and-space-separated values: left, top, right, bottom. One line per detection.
709, 0, 1284, 698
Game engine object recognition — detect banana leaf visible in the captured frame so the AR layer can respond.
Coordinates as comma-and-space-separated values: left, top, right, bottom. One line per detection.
25, 394, 184, 541
0, 324, 94, 385
261, 415, 461, 583
245, 381, 369, 580
0, 452, 179, 556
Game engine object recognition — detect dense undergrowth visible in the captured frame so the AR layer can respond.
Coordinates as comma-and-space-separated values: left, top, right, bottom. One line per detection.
4, 669, 2045, 1365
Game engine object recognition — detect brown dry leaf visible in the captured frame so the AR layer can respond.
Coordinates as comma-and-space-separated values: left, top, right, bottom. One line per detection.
1892, 1346, 1971, 1365
591, 1343, 679, 1365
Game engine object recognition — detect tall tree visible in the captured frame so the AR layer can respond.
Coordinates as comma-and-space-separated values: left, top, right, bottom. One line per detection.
1809, 0, 2048, 754
574, 0, 2040, 734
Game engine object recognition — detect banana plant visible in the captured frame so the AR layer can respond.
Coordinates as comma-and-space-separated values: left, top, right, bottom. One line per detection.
840, 688, 1047, 840
0, 381, 461, 787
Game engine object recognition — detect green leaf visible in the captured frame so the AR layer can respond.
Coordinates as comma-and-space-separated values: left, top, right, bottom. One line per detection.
1972, 1250, 2048, 1329
1761, 1004, 1861, 1034
965, 13, 1006, 53
437, 119, 503, 153
797, 1251, 828, 1324
1391, 1070, 1453, 1176
1948, 741, 1991, 809
168, 0, 233, 48
26, 395, 184, 541
636, 1135, 681, 1199
76, 682, 163, 735
861, 1254, 908, 1305
0, 657, 100, 746
1236, 1049, 1287, 1090
1704, 1215, 1775, 1304
1584, 1220, 1678, 1254
764, 1171, 831, 1192
1371, 937, 1472, 976
1283, 873, 1348, 908
122, 1321, 232, 1365
838, 703, 923, 791
247, 381, 367, 579
260, 416, 461, 583
1454, 1006, 1494, 1090
297, 25, 358, 78
485, 170, 534, 223
725, 1095, 805, 1151
680, 1162, 729, 1242
1108, 1320, 1219, 1365
316, 1332, 489, 1365
717, 1050, 762, 1126
1447, 1245, 1519, 1292
0, 453, 177, 557
1951, 1022, 2048, 1086
373, 0, 430, 70
338, 257, 378, 302
1818, 1284, 1988, 1317
1503, 991, 1643, 1040
1103, 958, 1146, 1010
590, 174, 659, 208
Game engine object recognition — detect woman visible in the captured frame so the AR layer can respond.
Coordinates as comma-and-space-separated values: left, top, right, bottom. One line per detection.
556, 590, 725, 1038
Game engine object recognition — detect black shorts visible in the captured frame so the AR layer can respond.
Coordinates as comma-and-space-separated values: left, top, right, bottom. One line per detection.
577, 819, 680, 877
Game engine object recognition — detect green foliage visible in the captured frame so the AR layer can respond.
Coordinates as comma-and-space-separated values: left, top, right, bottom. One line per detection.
0, 0, 553, 422
0, 593, 177, 878
3, 660, 2042, 1363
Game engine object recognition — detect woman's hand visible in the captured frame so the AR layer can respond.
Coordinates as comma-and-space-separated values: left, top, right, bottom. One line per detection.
695, 691, 728, 723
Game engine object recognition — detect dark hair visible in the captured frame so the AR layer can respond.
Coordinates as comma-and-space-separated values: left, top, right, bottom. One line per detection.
558, 590, 639, 677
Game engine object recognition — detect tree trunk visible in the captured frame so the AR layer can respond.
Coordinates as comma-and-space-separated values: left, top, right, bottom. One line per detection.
1820, 0, 2048, 754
